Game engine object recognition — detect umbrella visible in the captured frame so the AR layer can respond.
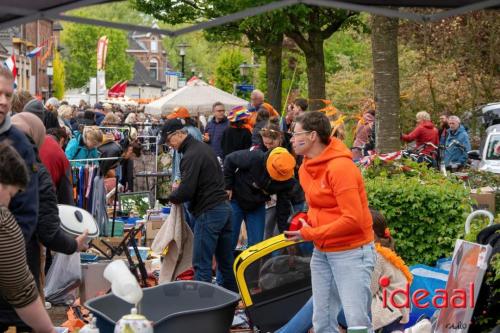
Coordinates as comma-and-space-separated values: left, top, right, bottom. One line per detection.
145, 79, 248, 115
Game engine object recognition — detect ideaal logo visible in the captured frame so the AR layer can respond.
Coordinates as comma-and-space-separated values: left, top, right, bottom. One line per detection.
379, 276, 475, 309
445, 322, 468, 330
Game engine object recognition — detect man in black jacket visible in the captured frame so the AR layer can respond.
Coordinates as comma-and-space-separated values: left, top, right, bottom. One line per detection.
161, 119, 236, 291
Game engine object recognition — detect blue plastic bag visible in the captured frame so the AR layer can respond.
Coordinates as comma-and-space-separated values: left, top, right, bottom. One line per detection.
406, 264, 449, 327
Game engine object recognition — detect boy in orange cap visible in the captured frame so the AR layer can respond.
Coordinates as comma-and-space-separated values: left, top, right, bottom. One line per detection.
224, 147, 297, 248
167, 106, 190, 119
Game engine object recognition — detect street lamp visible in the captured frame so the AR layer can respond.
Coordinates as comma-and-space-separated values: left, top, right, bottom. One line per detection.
46, 60, 53, 98
177, 42, 189, 78
239, 62, 252, 79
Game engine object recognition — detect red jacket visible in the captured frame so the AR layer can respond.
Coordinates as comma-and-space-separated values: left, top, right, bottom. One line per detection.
401, 120, 439, 155
39, 135, 70, 188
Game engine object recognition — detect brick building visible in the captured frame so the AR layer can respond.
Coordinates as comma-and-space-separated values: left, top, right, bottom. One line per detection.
126, 23, 168, 86
0, 19, 60, 99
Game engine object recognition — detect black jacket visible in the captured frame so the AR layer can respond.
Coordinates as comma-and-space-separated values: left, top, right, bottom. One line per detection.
258, 133, 305, 206
221, 126, 252, 158
37, 163, 78, 254
251, 120, 267, 150
168, 135, 228, 217
224, 149, 296, 232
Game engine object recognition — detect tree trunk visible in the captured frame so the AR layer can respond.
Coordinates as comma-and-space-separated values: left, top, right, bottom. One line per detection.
265, 37, 283, 113
304, 37, 326, 112
371, 15, 401, 153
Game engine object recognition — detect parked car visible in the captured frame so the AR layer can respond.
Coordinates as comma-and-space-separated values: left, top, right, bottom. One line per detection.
468, 124, 500, 173
479, 102, 500, 128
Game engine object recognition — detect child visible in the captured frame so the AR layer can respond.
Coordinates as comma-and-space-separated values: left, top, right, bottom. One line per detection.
276, 209, 412, 333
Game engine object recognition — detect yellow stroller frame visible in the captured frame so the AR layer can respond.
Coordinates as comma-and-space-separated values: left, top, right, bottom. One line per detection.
233, 234, 313, 332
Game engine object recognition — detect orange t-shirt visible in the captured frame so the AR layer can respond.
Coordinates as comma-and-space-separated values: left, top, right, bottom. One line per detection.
299, 138, 374, 251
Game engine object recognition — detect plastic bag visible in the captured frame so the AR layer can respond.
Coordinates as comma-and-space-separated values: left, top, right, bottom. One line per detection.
406, 264, 448, 327
44, 252, 82, 305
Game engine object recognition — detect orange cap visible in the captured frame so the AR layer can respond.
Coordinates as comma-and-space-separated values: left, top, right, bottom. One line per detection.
167, 106, 190, 119
266, 147, 296, 181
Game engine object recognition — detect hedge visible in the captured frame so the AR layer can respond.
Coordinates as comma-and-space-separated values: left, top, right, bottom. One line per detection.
364, 159, 472, 266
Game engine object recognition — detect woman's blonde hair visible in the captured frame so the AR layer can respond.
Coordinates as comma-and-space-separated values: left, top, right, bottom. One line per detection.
83, 126, 103, 146
101, 113, 121, 125
58, 105, 73, 119
125, 113, 137, 124
416, 111, 430, 122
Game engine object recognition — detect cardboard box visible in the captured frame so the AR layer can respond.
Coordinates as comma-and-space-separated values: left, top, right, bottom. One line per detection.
146, 220, 163, 240
470, 188, 496, 213
80, 261, 112, 303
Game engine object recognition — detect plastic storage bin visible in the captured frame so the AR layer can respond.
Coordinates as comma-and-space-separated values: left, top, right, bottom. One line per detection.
85, 281, 240, 333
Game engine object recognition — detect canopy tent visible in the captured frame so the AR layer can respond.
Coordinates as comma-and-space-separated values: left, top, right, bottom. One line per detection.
144, 80, 248, 116
0, 0, 498, 35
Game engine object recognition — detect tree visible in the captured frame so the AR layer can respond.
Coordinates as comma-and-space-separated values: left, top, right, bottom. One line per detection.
371, 15, 401, 153
61, 23, 134, 89
214, 50, 245, 94
52, 51, 65, 100
134, 0, 287, 111
284, 5, 358, 111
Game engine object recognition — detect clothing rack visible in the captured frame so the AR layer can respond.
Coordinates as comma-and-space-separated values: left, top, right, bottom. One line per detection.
96, 123, 163, 128
136, 135, 160, 202
97, 126, 133, 131
69, 156, 122, 237
69, 157, 121, 163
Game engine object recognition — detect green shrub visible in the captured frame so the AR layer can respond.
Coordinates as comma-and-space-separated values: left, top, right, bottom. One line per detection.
364, 158, 472, 265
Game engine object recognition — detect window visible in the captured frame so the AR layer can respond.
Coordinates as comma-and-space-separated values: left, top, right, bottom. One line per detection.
149, 59, 158, 80
151, 37, 158, 53
486, 134, 500, 160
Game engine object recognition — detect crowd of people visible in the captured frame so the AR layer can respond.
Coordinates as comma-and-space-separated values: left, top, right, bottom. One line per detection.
352, 108, 472, 170
0, 59, 477, 333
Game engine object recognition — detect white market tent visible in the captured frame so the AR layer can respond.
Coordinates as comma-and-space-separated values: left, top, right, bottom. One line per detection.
145, 80, 248, 116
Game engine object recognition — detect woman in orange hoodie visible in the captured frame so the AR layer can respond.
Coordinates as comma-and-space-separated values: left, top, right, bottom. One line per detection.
285, 111, 375, 333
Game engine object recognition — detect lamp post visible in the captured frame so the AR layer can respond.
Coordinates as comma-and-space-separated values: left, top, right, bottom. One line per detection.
239, 62, 252, 83
237, 62, 259, 97
177, 42, 189, 78
46, 60, 53, 98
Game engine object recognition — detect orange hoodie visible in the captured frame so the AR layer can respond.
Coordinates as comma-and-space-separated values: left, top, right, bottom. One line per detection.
299, 138, 374, 251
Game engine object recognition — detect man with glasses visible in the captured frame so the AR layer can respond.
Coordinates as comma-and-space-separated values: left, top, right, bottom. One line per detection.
203, 102, 228, 159
161, 118, 237, 292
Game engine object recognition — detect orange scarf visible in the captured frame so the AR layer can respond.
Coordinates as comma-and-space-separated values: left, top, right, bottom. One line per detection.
375, 243, 413, 283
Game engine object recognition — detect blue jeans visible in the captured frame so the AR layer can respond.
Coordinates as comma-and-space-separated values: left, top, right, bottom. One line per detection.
183, 202, 195, 231
230, 200, 266, 249
311, 244, 375, 333
192, 201, 237, 292
275, 297, 313, 333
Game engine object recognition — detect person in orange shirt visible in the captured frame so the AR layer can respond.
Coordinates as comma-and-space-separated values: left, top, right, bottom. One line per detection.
286, 111, 375, 333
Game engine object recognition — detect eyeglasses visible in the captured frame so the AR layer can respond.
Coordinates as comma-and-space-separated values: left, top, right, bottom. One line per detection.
291, 130, 311, 137
214, 109, 225, 112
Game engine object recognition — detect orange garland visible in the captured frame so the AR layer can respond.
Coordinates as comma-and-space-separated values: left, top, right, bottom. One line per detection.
375, 243, 413, 283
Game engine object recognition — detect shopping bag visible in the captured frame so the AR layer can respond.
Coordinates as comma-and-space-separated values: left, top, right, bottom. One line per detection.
44, 252, 82, 305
